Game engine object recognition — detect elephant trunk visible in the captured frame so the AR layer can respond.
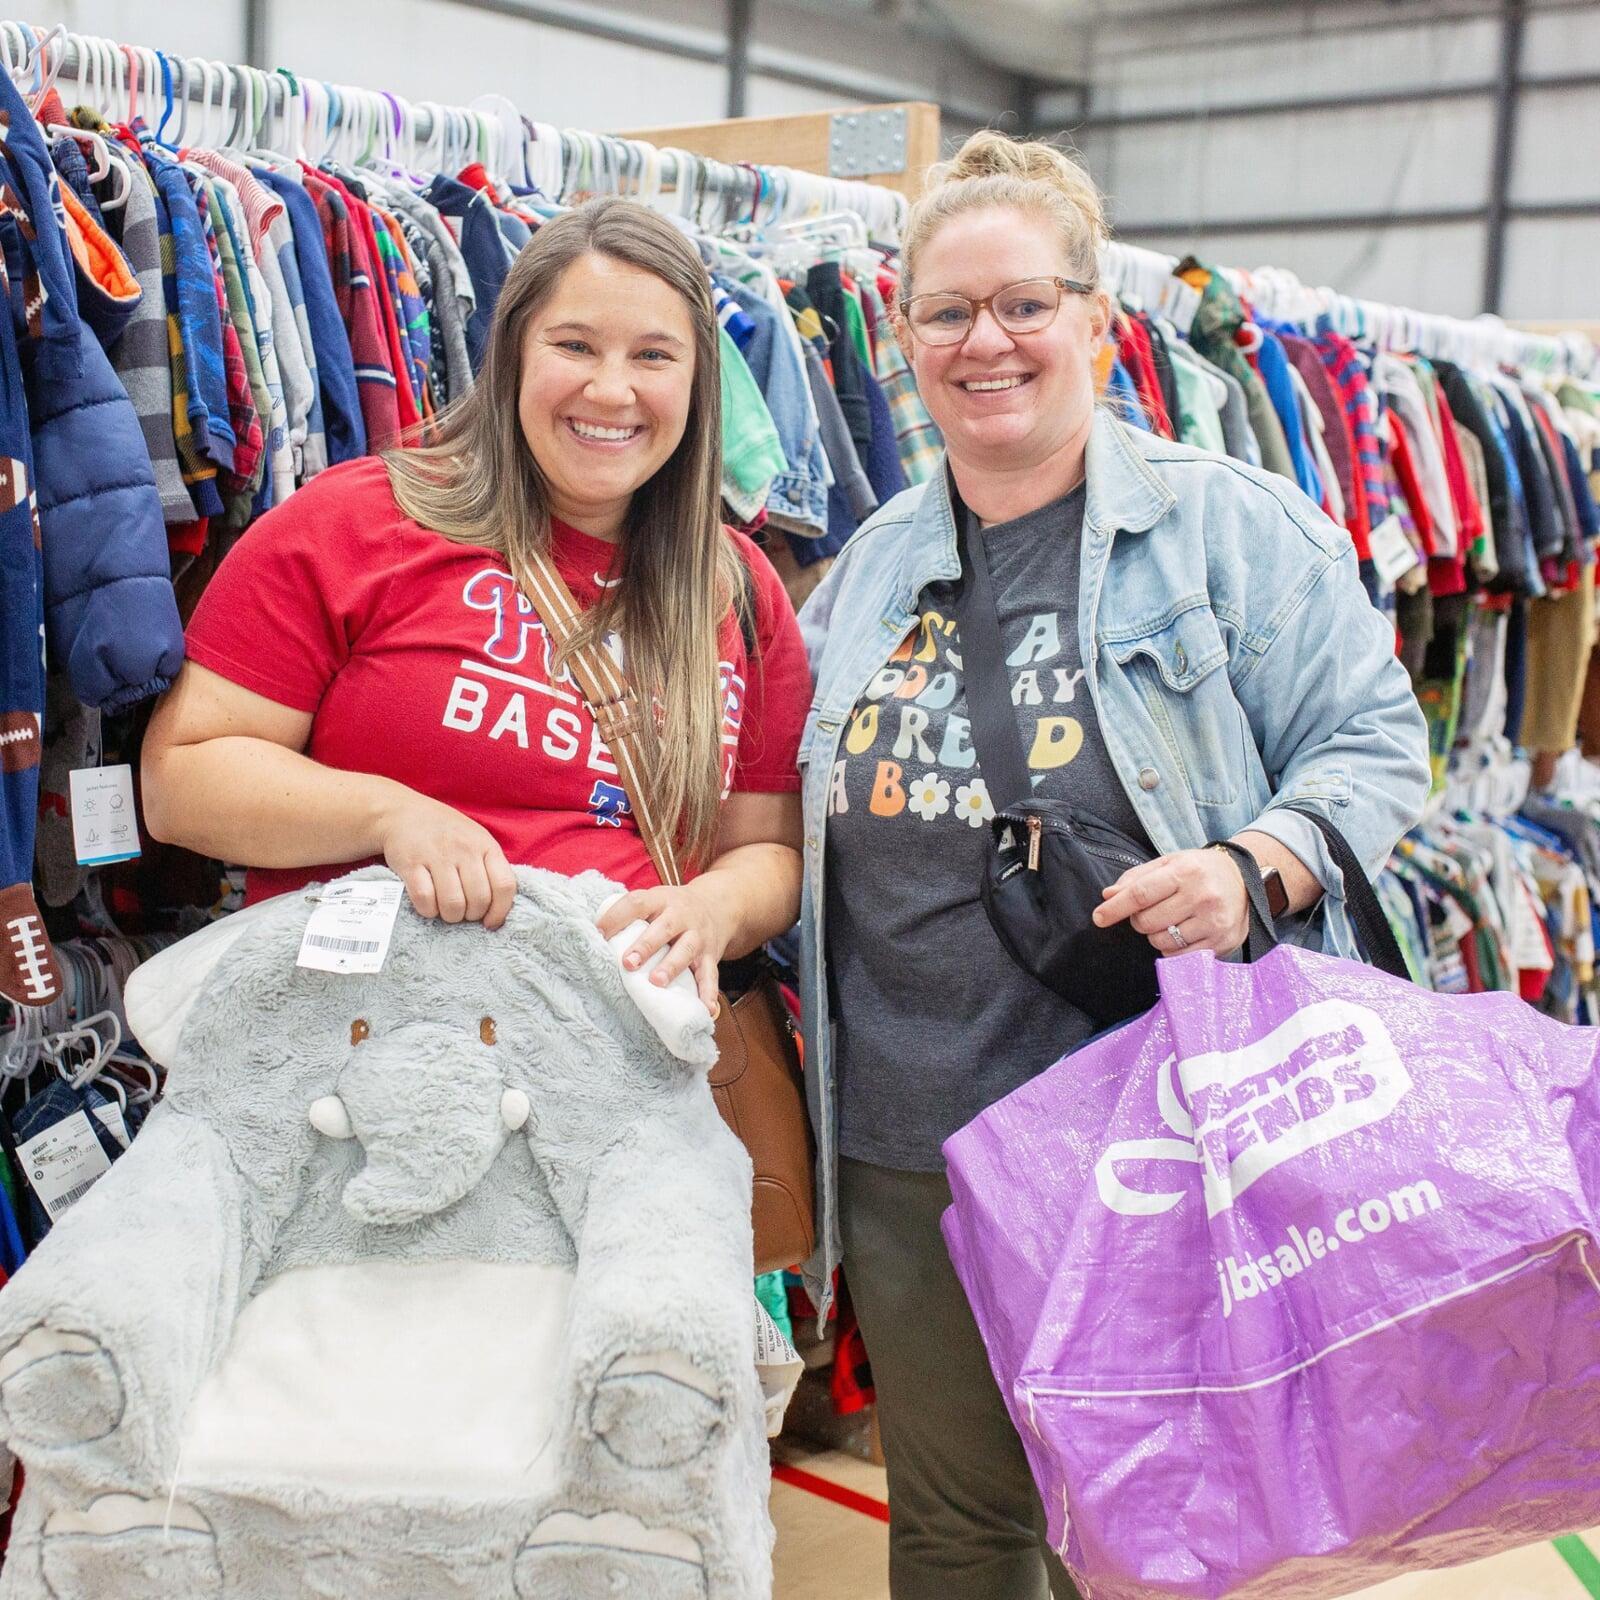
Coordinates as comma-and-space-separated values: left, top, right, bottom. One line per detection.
332, 1024, 512, 1227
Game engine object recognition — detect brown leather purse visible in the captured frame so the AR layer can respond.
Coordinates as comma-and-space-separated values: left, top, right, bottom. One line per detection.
519, 551, 816, 1276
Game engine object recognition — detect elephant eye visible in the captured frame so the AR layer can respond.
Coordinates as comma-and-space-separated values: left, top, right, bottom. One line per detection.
480, 1017, 497, 1046
350, 1019, 370, 1047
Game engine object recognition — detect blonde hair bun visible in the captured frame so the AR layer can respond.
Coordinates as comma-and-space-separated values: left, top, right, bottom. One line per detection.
928, 131, 1107, 243
905, 129, 1109, 293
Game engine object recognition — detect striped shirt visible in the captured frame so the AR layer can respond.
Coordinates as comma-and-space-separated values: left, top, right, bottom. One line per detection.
300, 167, 401, 451
873, 325, 941, 486
1313, 328, 1389, 563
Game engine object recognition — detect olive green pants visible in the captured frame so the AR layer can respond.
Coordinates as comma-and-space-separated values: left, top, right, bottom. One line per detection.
839, 1157, 1082, 1600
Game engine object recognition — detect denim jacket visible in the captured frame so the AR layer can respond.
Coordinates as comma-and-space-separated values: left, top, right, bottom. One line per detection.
794, 411, 1430, 1313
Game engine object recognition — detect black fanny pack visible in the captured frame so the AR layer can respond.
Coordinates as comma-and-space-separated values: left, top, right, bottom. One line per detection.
951, 488, 1406, 1028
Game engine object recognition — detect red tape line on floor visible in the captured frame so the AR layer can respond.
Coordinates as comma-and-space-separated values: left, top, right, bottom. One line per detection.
772, 1461, 891, 1523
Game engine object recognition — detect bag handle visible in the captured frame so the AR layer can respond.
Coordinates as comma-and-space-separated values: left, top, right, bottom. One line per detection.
949, 478, 1035, 813
1275, 804, 1410, 978
1209, 841, 1278, 963
517, 547, 684, 889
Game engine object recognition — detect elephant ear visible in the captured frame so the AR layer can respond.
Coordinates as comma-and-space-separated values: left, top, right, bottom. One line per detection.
124, 893, 297, 1069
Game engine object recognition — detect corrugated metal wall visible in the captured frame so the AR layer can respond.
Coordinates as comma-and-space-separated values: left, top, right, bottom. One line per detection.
1049, 2, 1597, 321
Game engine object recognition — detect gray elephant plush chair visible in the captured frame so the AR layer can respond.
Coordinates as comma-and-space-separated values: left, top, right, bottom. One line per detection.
0, 866, 772, 1599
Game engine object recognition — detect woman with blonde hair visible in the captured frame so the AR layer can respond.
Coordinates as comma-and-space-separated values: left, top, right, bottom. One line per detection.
144, 197, 809, 1005
796, 132, 1428, 1597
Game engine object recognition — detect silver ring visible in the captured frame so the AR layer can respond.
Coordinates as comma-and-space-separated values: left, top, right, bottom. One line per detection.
1168, 923, 1187, 950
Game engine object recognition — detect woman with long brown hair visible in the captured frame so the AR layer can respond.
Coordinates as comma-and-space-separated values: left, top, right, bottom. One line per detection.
143, 197, 808, 1003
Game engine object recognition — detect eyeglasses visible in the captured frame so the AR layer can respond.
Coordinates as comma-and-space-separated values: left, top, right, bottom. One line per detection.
899, 275, 1096, 347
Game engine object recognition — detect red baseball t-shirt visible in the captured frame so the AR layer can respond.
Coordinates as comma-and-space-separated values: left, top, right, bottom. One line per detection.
184, 458, 810, 903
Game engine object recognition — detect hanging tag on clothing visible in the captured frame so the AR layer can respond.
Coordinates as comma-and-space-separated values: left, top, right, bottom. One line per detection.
1368, 515, 1421, 593
297, 881, 405, 975
91, 1099, 131, 1151
1511, 879, 1556, 975
755, 1300, 805, 1439
1158, 277, 1203, 337
18, 1110, 112, 1220
69, 765, 141, 867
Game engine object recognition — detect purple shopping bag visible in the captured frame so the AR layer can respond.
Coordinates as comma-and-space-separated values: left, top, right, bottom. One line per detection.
943, 942, 1600, 1599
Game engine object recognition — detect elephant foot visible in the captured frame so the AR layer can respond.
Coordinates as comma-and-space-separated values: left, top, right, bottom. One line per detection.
0, 1329, 123, 1448
514, 1512, 705, 1599
41, 1495, 220, 1600
590, 1352, 723, 1470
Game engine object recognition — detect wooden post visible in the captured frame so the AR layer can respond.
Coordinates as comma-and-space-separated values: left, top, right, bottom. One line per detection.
616, 102, 941, 201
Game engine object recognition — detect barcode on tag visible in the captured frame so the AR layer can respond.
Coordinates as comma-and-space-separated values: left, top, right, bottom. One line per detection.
296, 880, 405, 974
47, 1177, 102, 1217
304, 934, 381, 955
18, 1110, 112, 1219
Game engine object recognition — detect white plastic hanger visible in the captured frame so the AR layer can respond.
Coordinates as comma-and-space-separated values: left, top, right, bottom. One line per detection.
23, 23, 69, 113
41, 1010, 119, 1089
0, 23, 26, 83
471, 92, 522, 187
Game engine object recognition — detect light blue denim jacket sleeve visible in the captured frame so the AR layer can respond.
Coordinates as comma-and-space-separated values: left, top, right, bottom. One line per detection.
729, 283, 830, 535
793, 411, 1431, 1316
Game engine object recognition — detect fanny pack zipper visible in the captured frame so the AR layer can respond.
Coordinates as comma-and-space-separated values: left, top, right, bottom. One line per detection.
1000, 812, 1145, 875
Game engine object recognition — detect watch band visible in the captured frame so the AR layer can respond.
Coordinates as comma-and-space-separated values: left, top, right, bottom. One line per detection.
1211, 842, 1288, 924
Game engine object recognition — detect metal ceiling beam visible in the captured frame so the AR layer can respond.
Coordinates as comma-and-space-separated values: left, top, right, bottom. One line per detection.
1085, 0, 1578, 31
1483, 0, 1528, 313
725, 0, 753, 117
1093, 0, 1597, 60
1112, 198, 1600, 237
1114, 205, 1491, 237
1063, 69, 1600, 133
1072, 79, 1490, 131
243, 0, 269, 67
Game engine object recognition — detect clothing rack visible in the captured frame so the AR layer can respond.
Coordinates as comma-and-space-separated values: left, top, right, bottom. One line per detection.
0, 21, 911, 242
1101, 237, 1597, 384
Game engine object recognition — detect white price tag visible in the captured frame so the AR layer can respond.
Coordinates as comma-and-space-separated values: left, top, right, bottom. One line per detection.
69, 765, 141, 867
297, 881, 405, 974
1511, 881, 1555, 974
1368, 515, 1421, 592
1158, 277, 1203, 336
754, 1302, 805, 1439
91, 1099, 131, 1150
19, 1111, 112, 1219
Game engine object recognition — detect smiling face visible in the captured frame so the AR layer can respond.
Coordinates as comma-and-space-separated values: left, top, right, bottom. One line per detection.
901, 204, 1110, 483
517, 251, 698, 540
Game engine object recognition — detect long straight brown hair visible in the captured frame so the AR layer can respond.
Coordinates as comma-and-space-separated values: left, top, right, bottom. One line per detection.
384, 198, 747, 869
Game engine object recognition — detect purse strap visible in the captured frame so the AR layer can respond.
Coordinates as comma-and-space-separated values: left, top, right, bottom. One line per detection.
947, 479, 1402, 977
950, 481, 1034, 814
518, 547, 684, 889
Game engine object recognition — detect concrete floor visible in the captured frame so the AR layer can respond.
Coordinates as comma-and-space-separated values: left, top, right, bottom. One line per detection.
770, 1440, 1600, 1600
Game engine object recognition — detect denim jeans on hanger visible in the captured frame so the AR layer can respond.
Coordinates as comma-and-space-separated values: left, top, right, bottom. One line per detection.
9, 1077, 125, 1248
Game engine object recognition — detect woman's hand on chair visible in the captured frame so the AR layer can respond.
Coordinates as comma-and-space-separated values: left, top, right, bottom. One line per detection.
597, 881, 732, 1013
376, 791, 520, 931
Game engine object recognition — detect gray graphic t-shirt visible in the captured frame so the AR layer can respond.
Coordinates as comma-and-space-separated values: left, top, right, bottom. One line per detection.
825, 484, 1153, 1170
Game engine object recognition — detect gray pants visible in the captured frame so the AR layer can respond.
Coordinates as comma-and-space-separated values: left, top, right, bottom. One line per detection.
839, 1157, 1082, 1600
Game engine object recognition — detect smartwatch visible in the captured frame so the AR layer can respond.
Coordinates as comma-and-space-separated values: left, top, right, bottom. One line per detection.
1261, 866, 1289, 920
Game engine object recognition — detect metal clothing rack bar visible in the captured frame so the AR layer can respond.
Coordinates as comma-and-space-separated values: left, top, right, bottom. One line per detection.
0, 21, 910, 241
